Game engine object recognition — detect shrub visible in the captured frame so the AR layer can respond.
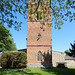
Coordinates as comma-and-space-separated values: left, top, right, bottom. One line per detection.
0, 51, 27, 68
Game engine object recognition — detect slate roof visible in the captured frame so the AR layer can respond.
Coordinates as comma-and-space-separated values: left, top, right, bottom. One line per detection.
65, 56, 75, 60
18, 49, 27, 53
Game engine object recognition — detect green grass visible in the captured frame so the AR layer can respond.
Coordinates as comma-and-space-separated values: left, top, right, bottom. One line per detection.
0, 67, 75, 75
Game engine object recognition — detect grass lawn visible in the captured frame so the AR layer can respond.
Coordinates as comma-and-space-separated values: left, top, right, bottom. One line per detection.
0, 67, 75, 75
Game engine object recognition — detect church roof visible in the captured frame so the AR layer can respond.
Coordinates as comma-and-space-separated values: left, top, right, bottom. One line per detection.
65, 56, 75, 60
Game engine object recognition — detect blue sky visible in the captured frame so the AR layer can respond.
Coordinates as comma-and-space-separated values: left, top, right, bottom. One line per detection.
6, 12, 75, 53
52, 20, 75, 52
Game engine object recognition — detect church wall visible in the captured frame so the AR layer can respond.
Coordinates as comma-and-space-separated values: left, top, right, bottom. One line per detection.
27, 0, 52, 68
27, 22, 52, 68
52, 51, 65, 67
65, 60, 75, 67
27, 47, 52, 68
52, 51, 75, 67
27, 47, 52, 64
27, 22, 51, 45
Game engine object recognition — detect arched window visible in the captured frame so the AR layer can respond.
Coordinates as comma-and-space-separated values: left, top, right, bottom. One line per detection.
37, 51, 42, 61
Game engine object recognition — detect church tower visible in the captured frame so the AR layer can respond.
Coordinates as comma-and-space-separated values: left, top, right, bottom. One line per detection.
27, 0, 52, 68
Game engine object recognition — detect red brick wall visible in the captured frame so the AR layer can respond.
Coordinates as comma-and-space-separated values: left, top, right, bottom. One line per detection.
27, 22, 52, 65
27, 47, 52, 64
27, 22, 51, 45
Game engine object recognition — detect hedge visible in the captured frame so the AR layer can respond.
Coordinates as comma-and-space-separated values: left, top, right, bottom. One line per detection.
0, 51, 27, 68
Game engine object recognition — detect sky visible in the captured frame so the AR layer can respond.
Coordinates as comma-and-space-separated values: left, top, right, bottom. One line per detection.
6, 15, 75, 53
6, 9, 75, 53
52, 20, 75, 52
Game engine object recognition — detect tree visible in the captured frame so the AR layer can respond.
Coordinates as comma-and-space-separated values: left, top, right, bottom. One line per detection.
65, 41, 75, 57
0, 0, 75, 30
10, 42, 17, 51
0, 0, 27, 31
0, 24, 17, 51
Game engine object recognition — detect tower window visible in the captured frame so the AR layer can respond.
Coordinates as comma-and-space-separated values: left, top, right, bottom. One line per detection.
37, 33, 41, 41
37, 11, 42, 20
37, 51, 42, 61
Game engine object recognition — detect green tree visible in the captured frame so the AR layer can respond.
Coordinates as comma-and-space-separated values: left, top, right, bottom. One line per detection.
65, 41, 75, 57
0, 24, 17, 51
0, 0, 75, 30
10, 42, 17, 51
0, 0, 27, 31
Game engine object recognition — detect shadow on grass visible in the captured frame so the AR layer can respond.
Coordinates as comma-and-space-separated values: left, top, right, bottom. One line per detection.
0, 69, 18, 75
0, 68, 41, 75
42, 67, 75, 75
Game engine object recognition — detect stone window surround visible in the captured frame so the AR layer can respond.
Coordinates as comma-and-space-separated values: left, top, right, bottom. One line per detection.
37, 51, 42, 62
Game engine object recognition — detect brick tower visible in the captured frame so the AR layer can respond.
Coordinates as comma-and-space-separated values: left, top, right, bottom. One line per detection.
27, 0, 52, 68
